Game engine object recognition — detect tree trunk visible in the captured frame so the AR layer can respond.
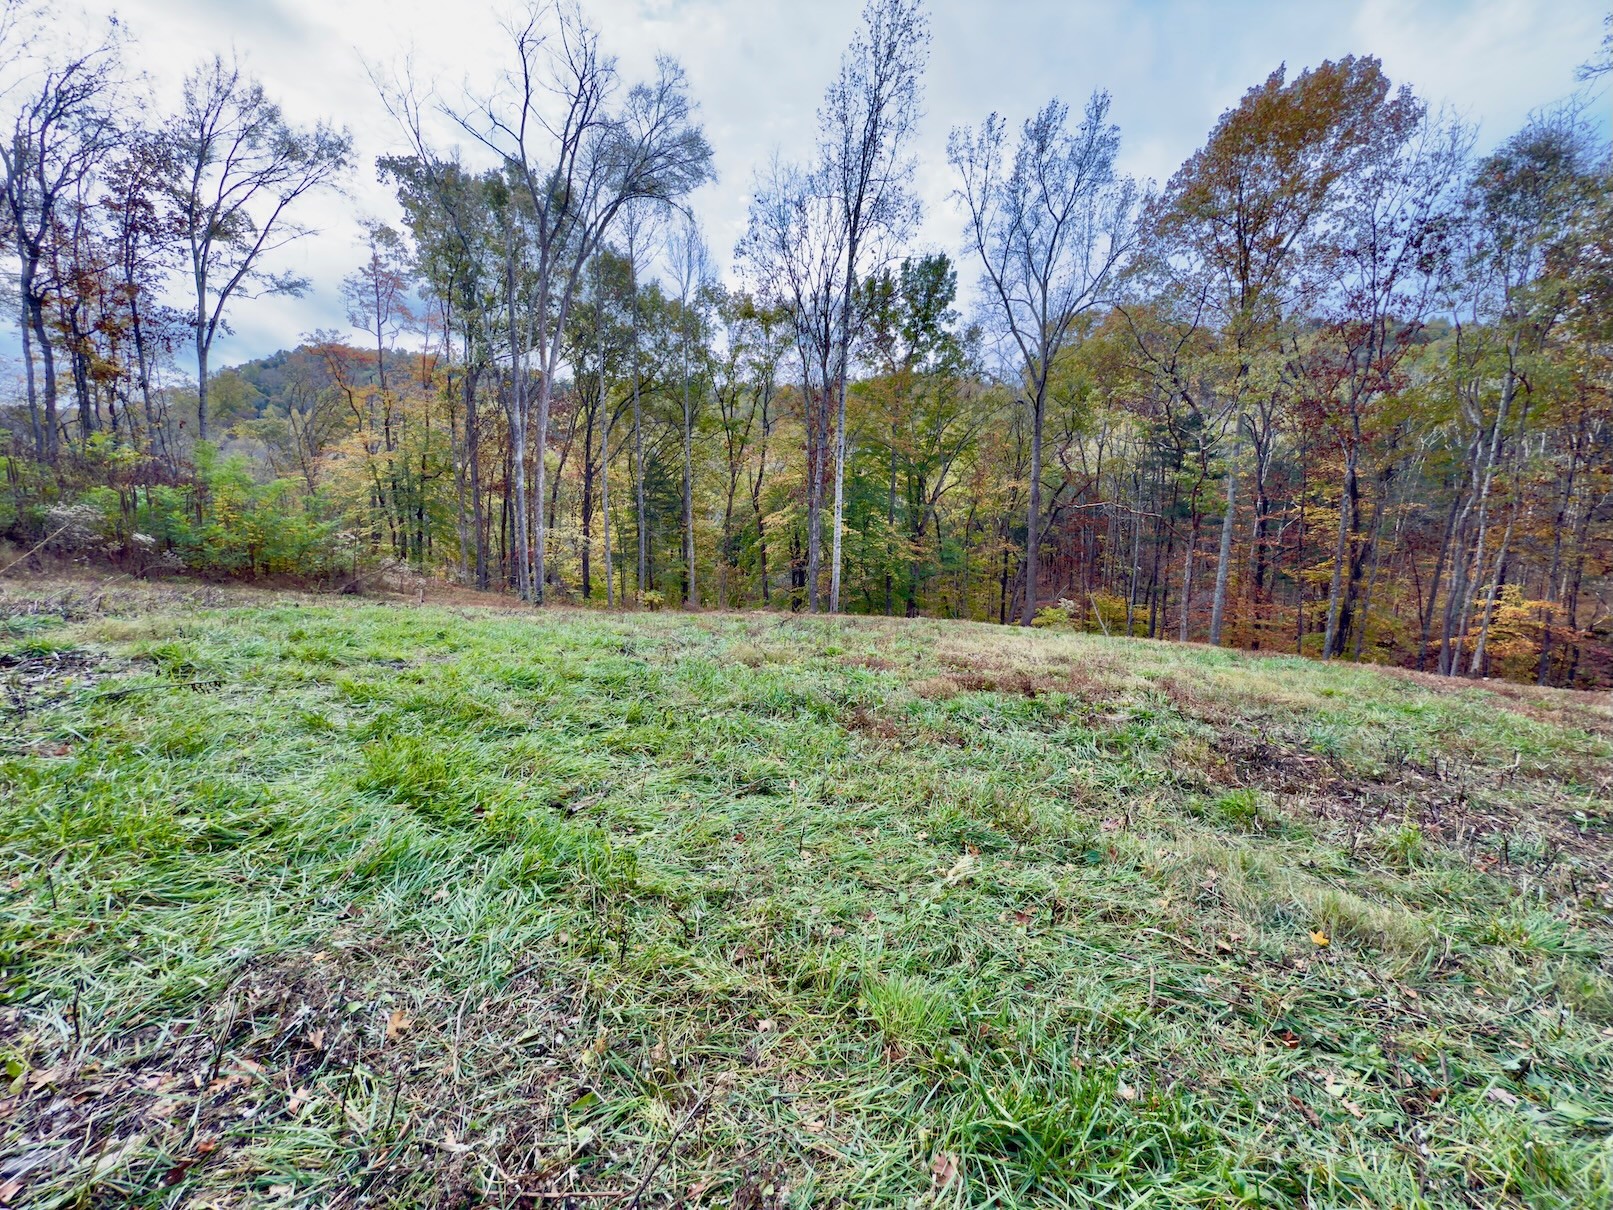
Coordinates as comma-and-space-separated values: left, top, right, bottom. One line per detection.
1321, 446, 1356, 660
1208, 432, 1238, 646
1021, 390, 1045, 627
682, 322, 696, 608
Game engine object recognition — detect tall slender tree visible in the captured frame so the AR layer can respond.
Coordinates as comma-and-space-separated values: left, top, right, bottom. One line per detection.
950, 92, 1137, 625
170, 54, 349, 443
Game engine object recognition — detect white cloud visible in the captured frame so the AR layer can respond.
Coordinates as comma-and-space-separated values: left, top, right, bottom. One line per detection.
11, 0, 1608, 370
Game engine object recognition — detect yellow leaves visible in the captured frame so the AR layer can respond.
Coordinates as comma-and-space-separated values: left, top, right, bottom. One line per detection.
1310, 929, 1330, 948
579, 1029, 610, 1067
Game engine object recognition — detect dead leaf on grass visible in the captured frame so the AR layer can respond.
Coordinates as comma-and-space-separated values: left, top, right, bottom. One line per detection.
930, 1150, 959, 1189
386, 1009, 413, 1041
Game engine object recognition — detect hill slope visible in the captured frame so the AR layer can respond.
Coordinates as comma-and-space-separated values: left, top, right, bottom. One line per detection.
2, 580, 1611, 1207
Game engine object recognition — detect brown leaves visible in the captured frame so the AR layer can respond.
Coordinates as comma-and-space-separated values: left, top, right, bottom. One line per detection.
929, 1150, 959, 1191
385, 1009, 413, 1042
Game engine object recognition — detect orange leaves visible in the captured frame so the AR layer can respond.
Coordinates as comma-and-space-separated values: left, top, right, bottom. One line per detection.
385, 1009, 413, 1042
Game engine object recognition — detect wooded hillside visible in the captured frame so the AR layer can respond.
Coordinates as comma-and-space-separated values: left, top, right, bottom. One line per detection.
3, 0, 1610, 686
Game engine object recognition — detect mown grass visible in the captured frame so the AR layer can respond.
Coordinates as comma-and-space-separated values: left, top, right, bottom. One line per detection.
1, 580, 1611, 1207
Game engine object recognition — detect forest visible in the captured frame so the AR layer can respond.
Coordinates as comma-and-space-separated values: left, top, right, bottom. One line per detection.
3, 0, 1611, 687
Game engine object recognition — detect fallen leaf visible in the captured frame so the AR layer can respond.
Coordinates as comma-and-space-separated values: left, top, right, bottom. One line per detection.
930, 1150, 959, 1189
195, 1136, 218, 1155
306, 1027, 326, 1052
287, 1086, 312, 1114
756, 1019, 776, 1033
1011, 909, 1034, 926
386, 1010, 413, 1041
0, 1179, 22, 1205
1287, 1094, 1322, 1127
1485, 1086, 1521, 1107
1310, 930, 1330, 948
1100, 817, 1122, 832
1116, 1080, 1139, 1102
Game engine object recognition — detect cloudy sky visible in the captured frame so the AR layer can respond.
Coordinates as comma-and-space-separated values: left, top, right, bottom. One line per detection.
22, 0, 1613, 366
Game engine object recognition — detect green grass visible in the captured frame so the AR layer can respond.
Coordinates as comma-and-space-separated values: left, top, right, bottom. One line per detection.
2, 580, 1611, 1207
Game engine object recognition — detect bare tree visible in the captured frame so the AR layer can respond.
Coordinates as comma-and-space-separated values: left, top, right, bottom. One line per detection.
343, 221, 414, 397
448, 2, 712, 601
1313, 103, 1468, 660
739, 157, 844, 612
170, 54, 350, 442
0, 8, 122, 461
819, 0, 928, 611
949, 92, 1137, 625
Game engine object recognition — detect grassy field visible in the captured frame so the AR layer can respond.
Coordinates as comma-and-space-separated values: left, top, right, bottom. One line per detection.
2, 578, 1612, 1208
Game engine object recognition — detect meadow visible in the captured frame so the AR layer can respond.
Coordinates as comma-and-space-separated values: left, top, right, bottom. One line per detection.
2, 578, 1611, 1207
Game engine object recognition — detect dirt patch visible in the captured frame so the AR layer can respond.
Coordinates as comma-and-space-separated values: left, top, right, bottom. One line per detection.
842, 704, 904, 742
910, 649, 1126, 702
840, 653, 898, 672
0, 950, 383, 1205
0, 936, 781, 1206
0, 647, 127, 726
1212, 729, 1613, 883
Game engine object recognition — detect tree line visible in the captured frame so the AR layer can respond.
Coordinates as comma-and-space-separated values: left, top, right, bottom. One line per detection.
2, 0, 1609, 686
